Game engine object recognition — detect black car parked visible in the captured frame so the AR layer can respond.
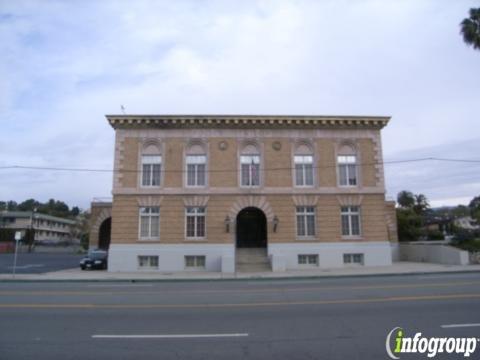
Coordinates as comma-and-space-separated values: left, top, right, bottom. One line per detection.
80, 250, 108, 270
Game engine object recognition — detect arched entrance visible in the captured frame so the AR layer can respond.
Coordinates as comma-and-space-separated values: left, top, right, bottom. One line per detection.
98, 217, 111, 250
236, 207, 267, 248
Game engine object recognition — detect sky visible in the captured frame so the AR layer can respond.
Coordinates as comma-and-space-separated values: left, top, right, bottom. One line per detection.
0, 0, 479, 210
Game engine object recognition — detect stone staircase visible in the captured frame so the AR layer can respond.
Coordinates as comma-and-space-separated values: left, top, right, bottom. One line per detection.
236, 248, 271, 272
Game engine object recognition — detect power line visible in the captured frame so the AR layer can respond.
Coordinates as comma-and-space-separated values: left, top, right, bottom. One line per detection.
0, 157, 479, 174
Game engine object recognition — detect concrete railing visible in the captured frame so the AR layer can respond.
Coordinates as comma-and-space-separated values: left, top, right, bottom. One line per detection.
398, 243, 470, 265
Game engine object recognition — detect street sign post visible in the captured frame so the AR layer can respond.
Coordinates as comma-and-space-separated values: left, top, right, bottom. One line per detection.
13, 231, 21, 277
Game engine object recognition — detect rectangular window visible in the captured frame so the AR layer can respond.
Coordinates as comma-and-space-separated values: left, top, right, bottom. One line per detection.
141, 155, 162, 187
343, 253, 364, 265
186, 155, 206, 187
186, 207, 206, 238
138, 255, 159, 269
240, 155, 260, 186
298, 254, 319, 266
338, 155, 357, 186
139, 207, 160, 239
296, 207, 316, 237
294, 155, 314, 186
185, 255, 206, 269
341, 206, 361, 237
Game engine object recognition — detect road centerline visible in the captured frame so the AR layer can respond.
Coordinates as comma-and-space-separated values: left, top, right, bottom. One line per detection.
2, 293, 480, 309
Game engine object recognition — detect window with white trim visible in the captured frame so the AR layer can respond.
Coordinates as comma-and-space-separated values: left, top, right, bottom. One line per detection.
186, 155, 206, 187
138, 255, 159, 269
185, 255, 206, 268
186, 207, 206, 238
337, 144, 358, 186
139, 207, 160, 239
338, 155, 357, 186
240, 154, 260, 186
343, 253, 364, 265
341, 206, 361, 236
298, 254, 319, 266
296, 206, 316, 237
141, 155, 162, 187
294, 155, 314, 186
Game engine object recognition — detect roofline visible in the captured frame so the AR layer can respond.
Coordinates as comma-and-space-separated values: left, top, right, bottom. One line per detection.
0, 211, 76, 224
105, 114, 391, 130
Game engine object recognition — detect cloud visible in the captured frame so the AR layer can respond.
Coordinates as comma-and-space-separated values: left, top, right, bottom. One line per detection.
385, 137, 480, 206
0, 0, 479, 208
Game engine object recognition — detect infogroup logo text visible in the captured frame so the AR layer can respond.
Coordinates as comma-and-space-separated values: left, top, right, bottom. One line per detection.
386, 327, 479, 358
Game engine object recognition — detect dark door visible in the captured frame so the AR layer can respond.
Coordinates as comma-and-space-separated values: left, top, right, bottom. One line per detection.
98, 218, 111, 250
236, 207, 267, 248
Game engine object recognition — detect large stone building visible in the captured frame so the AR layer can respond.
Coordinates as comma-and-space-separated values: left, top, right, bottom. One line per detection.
90, 115, 397, 273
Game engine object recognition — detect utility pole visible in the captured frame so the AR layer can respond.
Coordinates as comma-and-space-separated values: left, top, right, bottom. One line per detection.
29, 208, 37, 253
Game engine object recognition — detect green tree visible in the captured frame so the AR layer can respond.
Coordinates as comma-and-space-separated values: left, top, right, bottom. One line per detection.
397, 190, 415, 208
18, 199, 41, 212
460, 8, 480, 50
71, 206, 80, 217
413, 194, 429, 215
469, 195, 480, 221
6, 201, 18, 211
397, 208, 423, 241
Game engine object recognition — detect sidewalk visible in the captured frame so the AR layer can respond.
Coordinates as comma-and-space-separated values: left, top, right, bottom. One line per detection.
2, 262, 480, 282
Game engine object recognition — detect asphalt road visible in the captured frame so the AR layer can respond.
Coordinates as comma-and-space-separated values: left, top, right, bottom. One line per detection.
0, 252, 83, 274
1, 273, 480, 360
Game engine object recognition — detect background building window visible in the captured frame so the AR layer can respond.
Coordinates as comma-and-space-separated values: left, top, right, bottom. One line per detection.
298, 254, 319, 265
141, 155, 162, 187
296, 206, 316, 237
186, 155, 206, 187
185, 255, 206, 268
343, 253, 364, 265
138, 255, 159, 269
294, 155, 314, 186
139, 207, 160, 239
240, 154, 260, 186
341, 206, 361, 236
186, 207, 206, 238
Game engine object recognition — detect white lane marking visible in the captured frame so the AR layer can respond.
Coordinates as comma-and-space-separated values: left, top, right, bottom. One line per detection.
86, 284, 154, 288
441, 323, 480, 329
6, 264, 45, 269
92, 333, 249, 339
417, 275, 479, 280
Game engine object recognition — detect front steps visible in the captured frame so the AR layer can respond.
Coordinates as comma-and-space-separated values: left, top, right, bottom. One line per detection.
236, 248, 271, 272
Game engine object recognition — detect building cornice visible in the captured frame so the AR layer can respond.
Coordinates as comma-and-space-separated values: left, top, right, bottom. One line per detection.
106, 114, 391, 130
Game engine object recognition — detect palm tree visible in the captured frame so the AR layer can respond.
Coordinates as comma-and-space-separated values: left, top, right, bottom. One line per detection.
413, 194, 429, 215
460, 8, 480, 50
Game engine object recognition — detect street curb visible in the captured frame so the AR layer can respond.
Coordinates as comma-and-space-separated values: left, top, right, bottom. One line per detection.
1, 269, 480, 283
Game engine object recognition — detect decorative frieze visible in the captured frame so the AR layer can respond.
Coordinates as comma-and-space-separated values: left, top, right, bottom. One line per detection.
107, 115, 390, 130
137, 196, 163, 207
336, 195, 364, 206
183, 196, 210, 207
292, 195, 319, 206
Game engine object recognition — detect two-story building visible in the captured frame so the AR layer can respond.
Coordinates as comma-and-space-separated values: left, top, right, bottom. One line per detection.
0, 211, 75, 244
91, 114, 397, 273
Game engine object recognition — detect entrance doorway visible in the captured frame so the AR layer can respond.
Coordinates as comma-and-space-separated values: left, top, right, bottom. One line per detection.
236, 207, 267, 248
98, 217, 111, 250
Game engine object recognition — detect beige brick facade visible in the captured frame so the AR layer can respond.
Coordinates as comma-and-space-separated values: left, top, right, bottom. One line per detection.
95, 115, 397, 272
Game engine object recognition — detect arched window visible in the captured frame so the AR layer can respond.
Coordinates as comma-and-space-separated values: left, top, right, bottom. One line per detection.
185, 142, 207, 187
294, 142, 314, 187
141, 142, 162, 187
240, 143, 260, 187
337, 143, 357, 186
